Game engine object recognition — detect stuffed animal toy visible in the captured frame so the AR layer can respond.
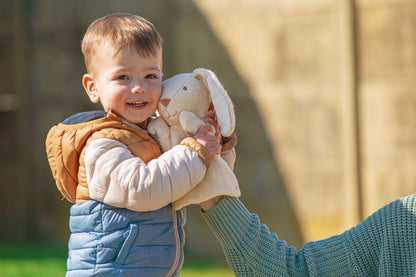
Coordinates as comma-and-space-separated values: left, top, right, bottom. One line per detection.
148, 68, 240, 210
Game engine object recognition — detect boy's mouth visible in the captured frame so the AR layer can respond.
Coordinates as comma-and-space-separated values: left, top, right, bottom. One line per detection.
128, 101, 147, 107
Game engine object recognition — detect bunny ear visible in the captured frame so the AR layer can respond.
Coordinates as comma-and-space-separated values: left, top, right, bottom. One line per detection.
193, 68, 235, 137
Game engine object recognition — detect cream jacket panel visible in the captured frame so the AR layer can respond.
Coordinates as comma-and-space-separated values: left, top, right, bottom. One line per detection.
85, 138, 206, 211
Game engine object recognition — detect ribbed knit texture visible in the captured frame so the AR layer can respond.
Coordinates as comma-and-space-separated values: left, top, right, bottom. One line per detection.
203, 195, 416, 276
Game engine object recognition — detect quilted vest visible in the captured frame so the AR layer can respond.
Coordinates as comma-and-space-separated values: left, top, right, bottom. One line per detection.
67, 200, 186, 277
47, 111, 185, 276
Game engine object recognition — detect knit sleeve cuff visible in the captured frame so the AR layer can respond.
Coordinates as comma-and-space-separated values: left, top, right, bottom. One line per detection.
202, 196, 253, 249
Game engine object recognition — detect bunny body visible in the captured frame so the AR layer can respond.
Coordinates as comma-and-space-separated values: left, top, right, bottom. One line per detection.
148, 68, 240, 210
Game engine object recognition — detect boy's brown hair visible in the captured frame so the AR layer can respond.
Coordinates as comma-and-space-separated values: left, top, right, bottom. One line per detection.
81, 13, 163, 74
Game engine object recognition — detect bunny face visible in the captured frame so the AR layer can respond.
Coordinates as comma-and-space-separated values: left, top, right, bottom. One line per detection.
158, 73, 211, 126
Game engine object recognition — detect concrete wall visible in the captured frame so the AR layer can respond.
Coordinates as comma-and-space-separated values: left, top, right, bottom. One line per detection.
1, 0, 415, 259
194, 0, 416, 242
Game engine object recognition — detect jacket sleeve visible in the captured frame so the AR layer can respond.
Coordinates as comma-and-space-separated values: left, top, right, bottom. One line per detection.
84, 138, 206, 211
202, 197, 355, 276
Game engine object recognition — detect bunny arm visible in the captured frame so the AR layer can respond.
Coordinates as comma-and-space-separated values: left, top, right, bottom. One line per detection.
147, 117, 172, 152
180, 111, 215, 136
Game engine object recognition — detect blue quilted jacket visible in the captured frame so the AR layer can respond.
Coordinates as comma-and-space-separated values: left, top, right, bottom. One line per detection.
66, 200, 186, 277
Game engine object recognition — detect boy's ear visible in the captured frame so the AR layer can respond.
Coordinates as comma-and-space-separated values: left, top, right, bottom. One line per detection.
82, 74, 100, 103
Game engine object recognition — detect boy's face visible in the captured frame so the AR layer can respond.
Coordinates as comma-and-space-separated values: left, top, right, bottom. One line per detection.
83, 45, 162, 124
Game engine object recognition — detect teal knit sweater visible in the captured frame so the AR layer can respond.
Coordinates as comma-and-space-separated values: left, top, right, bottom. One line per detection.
202, 194, 416, 276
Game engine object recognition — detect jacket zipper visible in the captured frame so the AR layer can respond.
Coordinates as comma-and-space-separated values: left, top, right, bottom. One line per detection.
166, 208, 180, 277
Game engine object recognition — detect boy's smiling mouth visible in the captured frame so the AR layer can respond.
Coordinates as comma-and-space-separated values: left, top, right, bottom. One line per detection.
128, 101, 147, 107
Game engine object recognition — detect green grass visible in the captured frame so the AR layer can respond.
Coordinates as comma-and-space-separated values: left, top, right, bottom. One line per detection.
181, 254, 234, 277
0, 242, 233, 277
0, 242, 67, 277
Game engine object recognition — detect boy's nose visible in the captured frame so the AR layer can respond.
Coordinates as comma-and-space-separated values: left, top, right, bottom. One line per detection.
131, 84, 145, 94
132, 88, 145, 94
160, 98, 170, 106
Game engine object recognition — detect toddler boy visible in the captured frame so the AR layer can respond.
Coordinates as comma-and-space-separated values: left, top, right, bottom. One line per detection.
46, 13, 222, 276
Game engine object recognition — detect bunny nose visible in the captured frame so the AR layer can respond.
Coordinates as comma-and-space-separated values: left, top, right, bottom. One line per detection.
160, 98, 171, 106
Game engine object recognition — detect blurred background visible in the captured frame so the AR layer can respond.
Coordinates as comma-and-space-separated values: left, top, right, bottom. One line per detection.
1, 0, 416, 262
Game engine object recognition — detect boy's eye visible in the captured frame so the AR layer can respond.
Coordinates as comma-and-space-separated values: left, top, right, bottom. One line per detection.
146, 74, 159, 79
118, 75, 129, 80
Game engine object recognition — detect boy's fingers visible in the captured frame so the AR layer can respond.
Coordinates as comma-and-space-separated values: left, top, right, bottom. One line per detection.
207, 117, 219, 132
198, 124, 210, 134
208, 110, 216, 120
208, 102, 215, 113
197, 124, 216, 136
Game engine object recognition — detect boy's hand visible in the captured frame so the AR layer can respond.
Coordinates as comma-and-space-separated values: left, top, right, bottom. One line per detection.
207, 103, 219, 132
194, 102, 221, 158
206, 102, 237, 169
207, 102, 237, 151
194, 124, 221, 158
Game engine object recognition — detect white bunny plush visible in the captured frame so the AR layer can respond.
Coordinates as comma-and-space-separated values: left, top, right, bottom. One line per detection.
148, 68, 240, 210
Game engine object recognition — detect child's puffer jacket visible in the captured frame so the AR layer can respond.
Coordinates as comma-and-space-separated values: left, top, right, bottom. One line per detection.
46, 110, 208, 276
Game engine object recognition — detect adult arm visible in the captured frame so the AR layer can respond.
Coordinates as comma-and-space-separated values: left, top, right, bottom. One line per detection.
202, 197, 359, 276
203, 195, 416, 276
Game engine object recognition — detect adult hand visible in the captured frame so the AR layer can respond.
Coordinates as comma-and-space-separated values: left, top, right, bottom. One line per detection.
200, 196, 223, 212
